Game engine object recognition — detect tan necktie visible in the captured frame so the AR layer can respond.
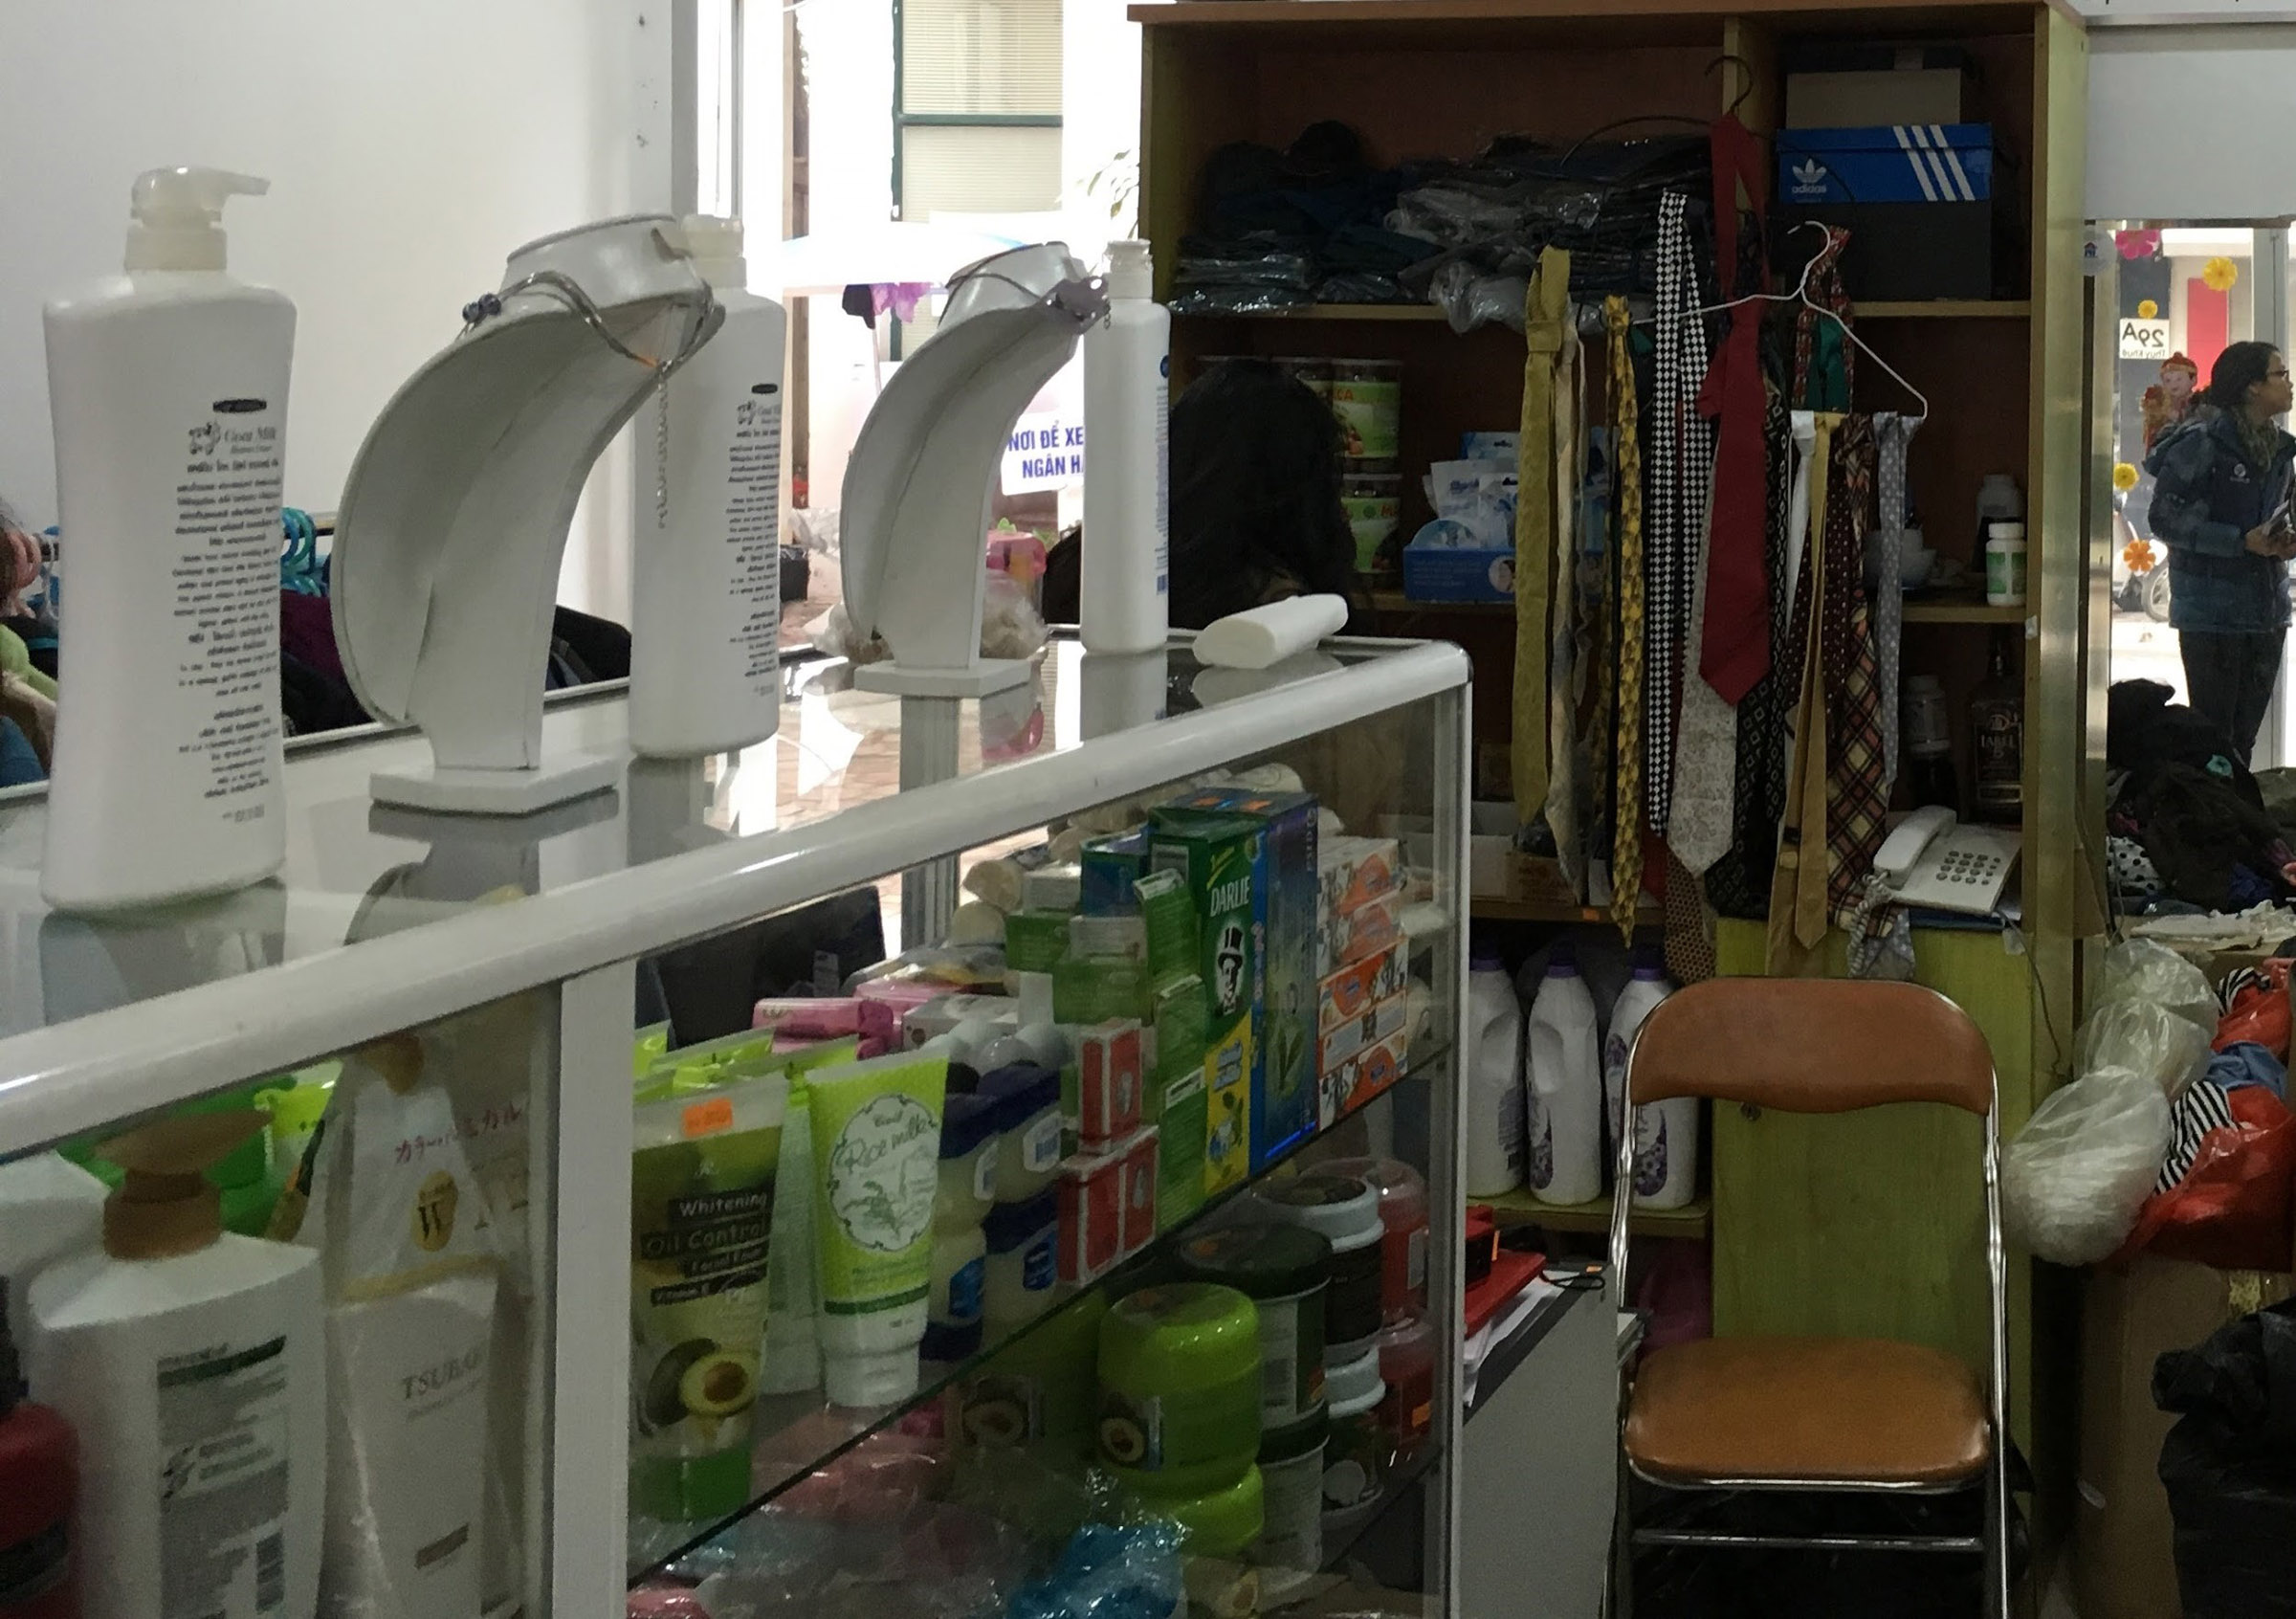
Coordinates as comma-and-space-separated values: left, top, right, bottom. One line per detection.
1513, 247, 1572, 827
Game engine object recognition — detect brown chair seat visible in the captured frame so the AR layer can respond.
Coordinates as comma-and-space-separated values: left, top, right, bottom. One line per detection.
1625, 1336, 1990, 1488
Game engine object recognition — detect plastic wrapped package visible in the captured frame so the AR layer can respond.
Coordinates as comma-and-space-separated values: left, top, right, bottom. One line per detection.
2073, 997, 2215, 1098
2092, 938, 2219, 1035
1006, 1522, 1187, 1619
2002, 1065, 2172, 1265
2153, 1299, 2296, 1618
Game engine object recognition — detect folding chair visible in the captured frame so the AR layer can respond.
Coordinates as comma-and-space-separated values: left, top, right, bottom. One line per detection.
1606, 977, 2012, 1615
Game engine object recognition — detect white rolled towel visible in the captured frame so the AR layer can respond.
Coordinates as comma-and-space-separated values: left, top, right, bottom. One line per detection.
1191, 593, 1349, 670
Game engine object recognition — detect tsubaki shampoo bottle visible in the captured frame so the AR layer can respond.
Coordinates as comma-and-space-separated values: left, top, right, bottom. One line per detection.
630, 214, 787, 757
28, 1112, 324, 1619
42, 167, 294, 912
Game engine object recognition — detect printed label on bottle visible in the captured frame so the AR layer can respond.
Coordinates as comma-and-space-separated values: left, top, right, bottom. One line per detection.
1154, 370, 1170, 595
1259, 1300, 1303, 1424
175, 406, 284, 824
1099, 1388, 1165, 1470
946, 1256, 984, 1324
972, 1141, 1002, 1204
1525, 1094, 1554, 1190
1633, 1108, 1670, 1199
723, 386, 784, 696
1022, 1113, 1063, 1173
1500, 1083, 1528, 1173
158, 1335, 295, 1615
953, 1370, 1042, 1449
1021, 1231, 1057, 1291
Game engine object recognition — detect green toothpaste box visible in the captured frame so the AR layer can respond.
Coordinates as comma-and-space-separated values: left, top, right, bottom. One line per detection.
1146, 813, 1262, 1192
1151, 972, 1210, 1230
1154, 788, 1320, 1170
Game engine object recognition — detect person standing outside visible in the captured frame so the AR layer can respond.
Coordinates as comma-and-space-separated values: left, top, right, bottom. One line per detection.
2146, 340, 2296, 763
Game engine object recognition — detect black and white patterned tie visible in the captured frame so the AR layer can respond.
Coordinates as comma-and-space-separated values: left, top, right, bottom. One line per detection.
1645, 190, 1714, 836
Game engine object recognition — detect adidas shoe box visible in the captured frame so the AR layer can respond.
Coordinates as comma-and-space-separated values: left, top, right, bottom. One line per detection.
1777, 123, 1997, 301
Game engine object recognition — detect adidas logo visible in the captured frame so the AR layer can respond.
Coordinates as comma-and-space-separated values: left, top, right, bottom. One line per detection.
1790, 158, 1828, 198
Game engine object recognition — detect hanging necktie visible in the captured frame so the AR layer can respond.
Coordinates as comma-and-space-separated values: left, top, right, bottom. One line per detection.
1545, 273, 1589, 895
1822, 416, 1888, 920
1667, 455, 1736, 877
1643, 191, 1713, 837
1766, 412, 1839, 976
1605, 297, 1646, 938
1872, 412, 1922, 787
1698, 115, 1773, 705
1513, 247, 1572, 832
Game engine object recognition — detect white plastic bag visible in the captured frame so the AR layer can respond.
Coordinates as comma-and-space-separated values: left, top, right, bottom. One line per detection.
2002, 1065, 2172, 1266
2073, 998, 2215, 1099
2092, 938, 2219, 1035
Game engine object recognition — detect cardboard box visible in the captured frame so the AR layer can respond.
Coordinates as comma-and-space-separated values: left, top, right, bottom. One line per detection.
1317, 991, 1410, 1077
1119, 1127, 1159, 1258
1468, 802, 1517, 900
1076, 1020, 1144, 1146
1320, 835, 1402, 919
1319, 941, 1408, 1032
2077, 1257, 2296, 1619
1203, 1014, 1253, 1194
1402, 531, 1513, 603
1784, 44, 1972, 129
1319, 889, 1403, 975
1320, 1028, 1408, 1127
1058, 1142, 1125, 1284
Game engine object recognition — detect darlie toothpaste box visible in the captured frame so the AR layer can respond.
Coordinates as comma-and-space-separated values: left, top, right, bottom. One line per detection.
1155, 788, 1319, 1171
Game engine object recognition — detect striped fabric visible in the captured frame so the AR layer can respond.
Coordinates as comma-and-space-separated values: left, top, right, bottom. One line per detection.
2159, 1080, 2238, 1194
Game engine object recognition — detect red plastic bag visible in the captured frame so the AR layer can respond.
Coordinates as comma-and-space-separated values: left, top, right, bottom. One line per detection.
2119, 1085, 2296, 1272
2214, 959, 2292, 1060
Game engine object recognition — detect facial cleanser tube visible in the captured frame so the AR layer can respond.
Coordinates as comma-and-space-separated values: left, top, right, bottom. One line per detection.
806, 1052, 948, 1408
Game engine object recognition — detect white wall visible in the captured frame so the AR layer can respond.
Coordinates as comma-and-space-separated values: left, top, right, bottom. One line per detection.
2088, 24, 2296, 219
0, 0, 678, 620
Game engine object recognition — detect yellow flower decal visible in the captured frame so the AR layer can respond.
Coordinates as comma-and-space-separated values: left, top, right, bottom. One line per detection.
2204, 256, 2241, 293
2137, 299, 2160, 320
2123, 538, 2158, 574
2114, 461, 2140, 493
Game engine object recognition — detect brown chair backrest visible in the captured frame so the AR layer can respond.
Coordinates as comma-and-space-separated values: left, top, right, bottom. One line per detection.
1626, 978, 1995, 1118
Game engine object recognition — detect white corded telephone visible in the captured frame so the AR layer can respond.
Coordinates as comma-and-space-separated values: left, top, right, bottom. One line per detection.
1872, 807, 2020, 915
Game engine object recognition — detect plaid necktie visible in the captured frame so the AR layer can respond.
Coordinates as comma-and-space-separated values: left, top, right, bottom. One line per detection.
1643, 191, 1714, 836
1872, 412, 1922, 786
1822, 416, 1888, 919
1605, 297, 1646, 938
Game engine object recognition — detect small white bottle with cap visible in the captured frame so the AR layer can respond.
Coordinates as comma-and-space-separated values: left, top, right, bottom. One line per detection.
631, 214, 790, 757
42, 167, 296, 912
1080, 239, 1171, 654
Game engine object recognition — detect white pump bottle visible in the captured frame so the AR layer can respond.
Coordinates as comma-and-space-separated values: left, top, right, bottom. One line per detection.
42, 167, 295, 912
630, 214, 789, 757
1080, 239, 1170, 654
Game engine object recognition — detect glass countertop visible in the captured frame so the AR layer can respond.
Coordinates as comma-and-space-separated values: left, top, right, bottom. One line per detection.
0, 636, 1407, 1052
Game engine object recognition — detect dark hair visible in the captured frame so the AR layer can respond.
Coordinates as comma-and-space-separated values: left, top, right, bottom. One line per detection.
2207, 341, 2283, 411
1042, 358, 1361, 631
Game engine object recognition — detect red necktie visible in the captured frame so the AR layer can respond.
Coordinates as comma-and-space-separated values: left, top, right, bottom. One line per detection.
1697, 115, 1772, 705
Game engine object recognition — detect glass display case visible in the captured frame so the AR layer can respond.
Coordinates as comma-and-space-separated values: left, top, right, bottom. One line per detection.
0, 633, 1470, 1619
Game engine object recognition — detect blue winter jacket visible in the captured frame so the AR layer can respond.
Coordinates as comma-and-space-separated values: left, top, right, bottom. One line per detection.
2144, 407, 2296, 633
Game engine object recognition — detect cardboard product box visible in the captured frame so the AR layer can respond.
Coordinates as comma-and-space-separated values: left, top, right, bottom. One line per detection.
1467, 802, 1517, 901
1319, 889, 1404, 975
1317, 991, 1410, 1078
1402, 530, 1514, 604
1150, 974, 1211, 1231
1784, 44, 1973, 129
1321, 1028, 1408, 1128
2077, 1256, 2296, 1619
1079, 829, 1154, 917
1157, 787, 1320, 1171
902, 992, 1018, 1049
1119, 1127, 1159, 1258
1319, 941, 1408, 1033
1777, 123, 1995, 301
1076, 1020, 1144, 1146
1203, 1014, 1253, 1194
1320, 835, 1402, 920
1058, 1142, 1126, 1285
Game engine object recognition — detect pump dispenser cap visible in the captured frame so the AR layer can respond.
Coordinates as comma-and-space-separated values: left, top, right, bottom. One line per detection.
678, 213, 748, 291
125, 167, 269, 273
98, 1110, 266, 1259
1104, 239, 1154, 300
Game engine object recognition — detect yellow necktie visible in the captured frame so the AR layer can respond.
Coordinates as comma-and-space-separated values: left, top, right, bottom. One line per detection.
1513, 247, 1571, 828
1605, 297, 1645, 939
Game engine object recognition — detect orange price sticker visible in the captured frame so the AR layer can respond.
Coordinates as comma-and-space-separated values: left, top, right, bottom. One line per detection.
682, 1097, 735, 1138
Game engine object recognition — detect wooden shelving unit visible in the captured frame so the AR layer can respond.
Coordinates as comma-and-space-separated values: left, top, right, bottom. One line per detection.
1468, 897, 1663, 926
1854, 299, 2033, 320
1481, 1188, 1713, 1239
1903, 596, 2030, 624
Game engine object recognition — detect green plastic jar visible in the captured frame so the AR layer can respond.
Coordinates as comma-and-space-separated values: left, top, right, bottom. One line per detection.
1151, 1461, 1266, 1559
1173, 1221, 1331, 1430
1097, 1281, 1262, 1494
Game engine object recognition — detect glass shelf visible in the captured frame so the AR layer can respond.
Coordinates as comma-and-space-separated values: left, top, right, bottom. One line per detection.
628, 1041, 1456, 1585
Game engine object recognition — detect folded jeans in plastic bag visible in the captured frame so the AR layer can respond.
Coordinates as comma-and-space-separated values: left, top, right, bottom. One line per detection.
2153, 1299, 2296, 1618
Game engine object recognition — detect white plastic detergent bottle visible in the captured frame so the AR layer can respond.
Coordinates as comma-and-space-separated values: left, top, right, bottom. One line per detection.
1465, 952, 1526, 1196
1603, 947, 1697, 1209
1525, 942, 1602, 1207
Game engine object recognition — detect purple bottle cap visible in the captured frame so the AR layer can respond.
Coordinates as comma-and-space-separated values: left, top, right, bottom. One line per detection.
1629, 944, 1667, 980
1546, 941, 1578, 979
1470, 951, 1504, 972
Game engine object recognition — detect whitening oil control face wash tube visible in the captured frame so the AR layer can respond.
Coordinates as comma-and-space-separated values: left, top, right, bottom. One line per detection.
806, 1052, 948, 1408
42, 167, 294, 912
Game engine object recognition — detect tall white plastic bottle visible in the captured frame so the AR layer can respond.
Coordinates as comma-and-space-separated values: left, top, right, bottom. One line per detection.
1525, 943, 1603, 1207
41, 167, 294, 913
1465, 953, 1527, 1196
1602, 948, 1697, 1209
631, 214, 788, 758
1080, 239, 1170, 654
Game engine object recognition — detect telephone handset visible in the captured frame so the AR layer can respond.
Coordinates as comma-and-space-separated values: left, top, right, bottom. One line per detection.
1872, 807, 2020, 915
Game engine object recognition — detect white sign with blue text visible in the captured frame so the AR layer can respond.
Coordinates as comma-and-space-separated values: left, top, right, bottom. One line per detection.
1002, 412, 1085, 495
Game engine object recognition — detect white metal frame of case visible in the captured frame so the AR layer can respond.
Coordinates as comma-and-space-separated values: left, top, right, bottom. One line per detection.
0, 636, 1473, 1616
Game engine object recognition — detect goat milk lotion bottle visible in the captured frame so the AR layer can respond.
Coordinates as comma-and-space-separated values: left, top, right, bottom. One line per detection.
27, 1113, 324, 1619
1080, 240, 1170, 654
41, 167, 293, 912
630, 214, 787, 757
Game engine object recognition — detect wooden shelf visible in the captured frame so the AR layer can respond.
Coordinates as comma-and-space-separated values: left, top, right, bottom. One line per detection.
1469, 898, 1663, 926
1369, 590, 1512, 617
1902, 596, 2028, 625
1480, 1188, 1712, 1239
1131, 0, 2050, 40
1180, 302, 1452, 323
1854, 300, 2032, 320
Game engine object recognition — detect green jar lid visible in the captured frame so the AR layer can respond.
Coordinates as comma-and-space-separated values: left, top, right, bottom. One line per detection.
177, 1085, 276, 1190
1153, 1462, 1265, 1559
257, 1081, 334, 1138
1259, 1405, 1331, 1465
1174, 1222, 1332, 1300
1099, 1282, 1260, 1393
